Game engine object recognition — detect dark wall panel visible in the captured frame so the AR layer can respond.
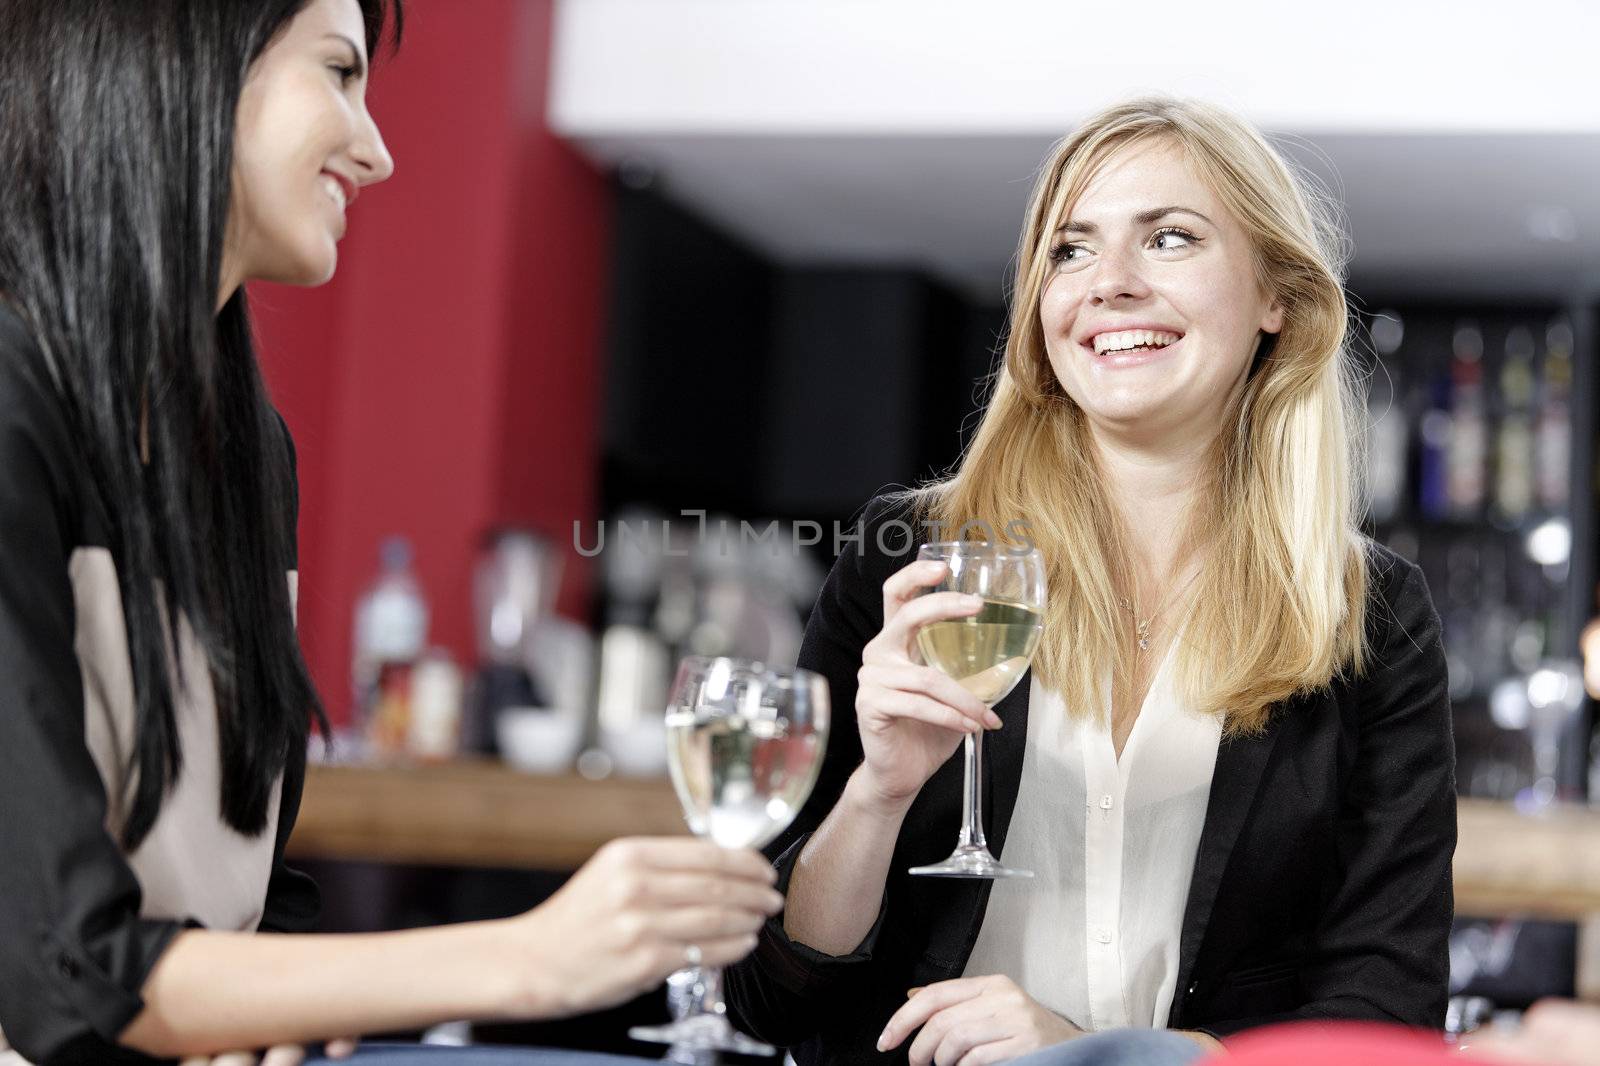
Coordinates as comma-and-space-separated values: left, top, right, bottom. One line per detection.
601, 183, 776, 514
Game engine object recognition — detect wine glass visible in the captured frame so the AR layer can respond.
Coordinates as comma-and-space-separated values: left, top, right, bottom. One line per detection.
629, 656, 830, 1058
909, 541, 1046, 879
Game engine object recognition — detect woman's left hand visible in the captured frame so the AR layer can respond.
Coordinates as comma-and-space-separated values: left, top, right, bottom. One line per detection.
877, 975, 1082, 1065
178, 1036, 359, 1066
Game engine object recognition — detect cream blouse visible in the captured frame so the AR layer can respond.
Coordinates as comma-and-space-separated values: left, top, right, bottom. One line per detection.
961, 644, 1223, 1030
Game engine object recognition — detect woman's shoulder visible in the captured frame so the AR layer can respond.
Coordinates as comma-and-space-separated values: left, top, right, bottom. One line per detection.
848, 486, 934, 559
854, 487, 924, 532
810, 488, 930, 602
1358, 535, 1442, 658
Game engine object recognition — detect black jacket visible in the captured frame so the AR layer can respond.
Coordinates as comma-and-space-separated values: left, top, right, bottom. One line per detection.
727, 494, 1456, 1064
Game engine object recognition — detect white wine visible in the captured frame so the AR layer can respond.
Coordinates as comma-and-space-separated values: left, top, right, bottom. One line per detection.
666, 711, 824, 849
917, 599, 1044, 705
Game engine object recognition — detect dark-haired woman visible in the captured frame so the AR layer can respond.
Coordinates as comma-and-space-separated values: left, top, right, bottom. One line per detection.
0, 2, 779, 1064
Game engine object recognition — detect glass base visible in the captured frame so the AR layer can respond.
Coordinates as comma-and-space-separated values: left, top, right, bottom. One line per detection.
662, 1043, 718, 1066
909, 844, 1033, 879
630, 1013, 777, 1057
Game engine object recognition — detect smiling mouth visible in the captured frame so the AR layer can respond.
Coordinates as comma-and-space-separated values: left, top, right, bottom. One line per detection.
320, 173, 348, 212
1089, 329, 1183, 356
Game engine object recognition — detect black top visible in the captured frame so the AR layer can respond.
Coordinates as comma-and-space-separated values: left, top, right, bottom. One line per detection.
0, 303, 318, 1065
727, 493, 1456, 1064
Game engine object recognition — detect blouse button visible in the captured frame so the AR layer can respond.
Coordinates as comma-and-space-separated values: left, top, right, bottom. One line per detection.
1187, 981, 1199, 996
1095, 928, 1113, 944
1099, 794, 1114, 810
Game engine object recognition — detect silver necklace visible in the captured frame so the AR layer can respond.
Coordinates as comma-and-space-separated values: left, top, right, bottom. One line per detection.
1118, 569, 1201, 653
1116, 597, 1157, 652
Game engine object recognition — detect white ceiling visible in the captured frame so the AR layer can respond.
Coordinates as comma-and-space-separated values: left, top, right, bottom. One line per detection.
550, 0, 1600, 304
563, 129, 1600, 304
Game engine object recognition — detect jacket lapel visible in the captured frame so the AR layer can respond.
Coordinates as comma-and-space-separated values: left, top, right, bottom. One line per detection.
1168, 716, 1283, 1022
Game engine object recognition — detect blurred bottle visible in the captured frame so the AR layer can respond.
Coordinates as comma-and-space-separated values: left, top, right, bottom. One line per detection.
353, 536, 429, 761
465, 530, 553, 755
1535, 319, 1573, 511
684, 516, 803, 667
471, 529, 591, 774
595, 623, 671, 776
1416, 369, 1452, 522
1493, 326, 1537, 524
1445, 322, 1486, 518
408, 648, 464, 761
587, 509, 673, 778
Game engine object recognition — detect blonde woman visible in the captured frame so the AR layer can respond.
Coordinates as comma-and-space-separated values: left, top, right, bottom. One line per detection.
726, 97, 1454, 1065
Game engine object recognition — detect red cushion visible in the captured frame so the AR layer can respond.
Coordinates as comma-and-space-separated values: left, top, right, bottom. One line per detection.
1204, 1022, 1464, 1066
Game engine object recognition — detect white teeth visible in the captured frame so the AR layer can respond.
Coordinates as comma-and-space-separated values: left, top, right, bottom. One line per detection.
320, 174, 346, 210
1092, 329, 1181, 354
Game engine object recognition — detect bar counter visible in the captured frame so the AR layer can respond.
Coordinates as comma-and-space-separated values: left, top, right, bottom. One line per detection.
286, 760, 1600, 997
288, 760, 689, 870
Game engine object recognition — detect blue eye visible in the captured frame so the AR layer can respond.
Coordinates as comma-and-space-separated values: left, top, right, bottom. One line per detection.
1150, 226, 1198, 251
1048, 242, 1088, 266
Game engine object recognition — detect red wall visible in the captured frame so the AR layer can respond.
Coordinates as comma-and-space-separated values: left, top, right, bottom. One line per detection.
253, 0, 607, 723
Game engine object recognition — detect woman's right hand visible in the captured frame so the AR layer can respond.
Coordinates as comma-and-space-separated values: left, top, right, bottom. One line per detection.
506, 837, 784, 1018
854, 559, 1001, 812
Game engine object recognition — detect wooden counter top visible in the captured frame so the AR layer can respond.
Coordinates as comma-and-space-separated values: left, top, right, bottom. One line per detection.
286, 763, 1600, 999
287, 760, 687, 870
287, 762, 1600, 918
1454, 797, 1600, 920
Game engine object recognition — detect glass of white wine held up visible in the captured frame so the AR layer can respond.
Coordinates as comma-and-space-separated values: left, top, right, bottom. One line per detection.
628, 656, 830, 1058
910, 541, 1046, 879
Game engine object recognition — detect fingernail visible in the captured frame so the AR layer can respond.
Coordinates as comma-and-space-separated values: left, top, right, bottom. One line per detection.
963, 594, 983, 608
767, 891, 785, 910
876, 1032, 889, 1052
986, 712, 1003, 729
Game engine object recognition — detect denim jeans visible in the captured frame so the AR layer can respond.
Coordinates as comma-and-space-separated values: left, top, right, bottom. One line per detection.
302, 1029, 1210, 1065
302, 1046, 648, 1065
1008, 1028, 1211, 1066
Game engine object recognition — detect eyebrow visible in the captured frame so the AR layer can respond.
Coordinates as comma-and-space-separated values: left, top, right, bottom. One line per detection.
1055, 206, 1215, 235
323, 32, 368, 78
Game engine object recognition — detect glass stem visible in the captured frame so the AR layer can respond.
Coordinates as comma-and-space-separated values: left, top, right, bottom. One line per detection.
689, 964, 727, 1020
958, 731, 989, 851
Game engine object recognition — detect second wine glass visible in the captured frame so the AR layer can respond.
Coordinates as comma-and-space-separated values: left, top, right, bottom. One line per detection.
628, 656, 829, 1057
909, 541, 1046, 879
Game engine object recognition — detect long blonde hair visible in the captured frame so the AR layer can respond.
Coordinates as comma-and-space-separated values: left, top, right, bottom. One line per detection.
911, 96, 1368, 735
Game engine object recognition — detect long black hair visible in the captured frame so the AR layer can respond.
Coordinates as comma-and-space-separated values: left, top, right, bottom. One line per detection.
0, 0, 402, 850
